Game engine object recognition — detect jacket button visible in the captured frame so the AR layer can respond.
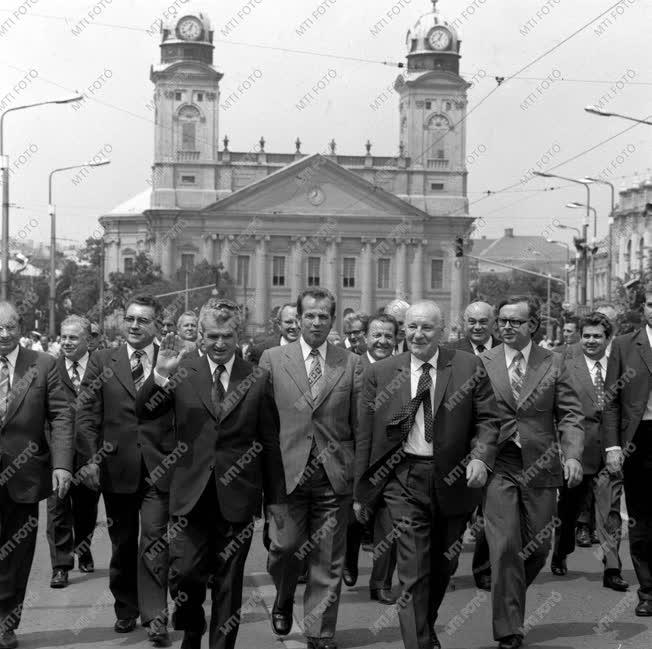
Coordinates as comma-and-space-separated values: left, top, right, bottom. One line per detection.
136, 442, 142, 448
209, 464, 215, 470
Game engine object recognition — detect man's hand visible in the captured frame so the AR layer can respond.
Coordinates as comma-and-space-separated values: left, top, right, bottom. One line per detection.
466, 459, 488, 488
606, 449, 624, 475
156, 332, 188, 378
353, 501, 370, 524
564, 458, 583, 488
265, 504, 286, 531
80, 462, 101, 491
52, 469, 72, 499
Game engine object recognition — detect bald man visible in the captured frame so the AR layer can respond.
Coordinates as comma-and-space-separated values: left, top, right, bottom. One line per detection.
355, 301, 500, 649
449, 302, 500, 356
384, 300, 410, 354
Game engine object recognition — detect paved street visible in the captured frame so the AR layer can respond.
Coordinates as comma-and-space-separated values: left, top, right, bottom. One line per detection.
16, 501, 652, 649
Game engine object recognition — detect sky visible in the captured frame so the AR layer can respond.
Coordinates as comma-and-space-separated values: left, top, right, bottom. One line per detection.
0, 0, 650, 252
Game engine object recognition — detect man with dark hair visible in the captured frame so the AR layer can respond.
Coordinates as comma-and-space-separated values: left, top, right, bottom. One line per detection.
0, 302, 73, 649
481, 296, 584, 649
551, 312, 627, 590
554, 317, 581, 354
76, 294, 174, 646
260, 287, 359, 649
136, 306, 284, 649
88, 322, 102, 353
248, 303, 300, 365
384, 300, 410, 354
46, 315, 100, 589
602, 284, 652, 615
341, 312, 368, 355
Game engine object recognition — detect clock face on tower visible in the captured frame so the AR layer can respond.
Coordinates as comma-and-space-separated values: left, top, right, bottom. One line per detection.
177, 16, 203, 41
427, 27, 451, 50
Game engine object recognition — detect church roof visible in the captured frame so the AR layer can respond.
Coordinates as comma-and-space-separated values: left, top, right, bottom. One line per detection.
107, 189, 152, 216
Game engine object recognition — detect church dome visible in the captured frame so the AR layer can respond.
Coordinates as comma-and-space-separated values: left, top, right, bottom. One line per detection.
405, 0, 460, 57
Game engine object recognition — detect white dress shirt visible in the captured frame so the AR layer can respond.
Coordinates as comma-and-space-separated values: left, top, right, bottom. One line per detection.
126, 342, 154, 380
280, 336, 290, 346
403, 351, 438, 457
66, 351, 89, 382
583, 353, 608, 377
206, 354, 235, 392
366, 351, 377, 364
0, 345, 20, 386
504, 340, 532, 370
471, 338, 493, 355
299, 336, 327, 379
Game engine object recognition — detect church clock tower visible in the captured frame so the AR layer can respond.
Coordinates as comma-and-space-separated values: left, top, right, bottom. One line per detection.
150, 11, 223, 210
395, 0, 470, 217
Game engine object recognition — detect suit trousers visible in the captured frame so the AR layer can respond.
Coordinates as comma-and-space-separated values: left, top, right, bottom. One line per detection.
0, 485, 38, 632
169, 482, 253, 649
46, 482, 100, 570
471, 505, 491, 586
623, 422, 652, 600
268, 462, 350, 639
103, 473, 169, 624
483, 442, 557, 640
383, 456, 467, 649
553, 471, 623, 572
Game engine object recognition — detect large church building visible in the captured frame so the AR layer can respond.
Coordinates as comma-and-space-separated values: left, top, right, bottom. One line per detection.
100, 1, 475, 331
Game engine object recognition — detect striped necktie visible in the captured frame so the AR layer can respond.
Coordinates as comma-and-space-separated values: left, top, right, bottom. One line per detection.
308, 349, 322, 400
70, 360, 81, 394
594, 361, 605, 410
131, 350, 145, 391
0, 356, 9, 420
509, 351, 524, 446
211, 364, 226, 415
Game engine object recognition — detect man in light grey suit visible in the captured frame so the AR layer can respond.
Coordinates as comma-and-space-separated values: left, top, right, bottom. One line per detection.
260, 287, 359, 649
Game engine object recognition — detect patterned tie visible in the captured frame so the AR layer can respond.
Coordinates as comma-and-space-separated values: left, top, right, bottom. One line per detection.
211, 364, 226, 415
70, 360, 81, 394
476, 344, 486, 354
509, 351, 525, 447
308, 349, 322, 400
131, 350, 145, 392
418, 362, 434, 444
0, 356, 9, 420
594, 361, 605, 410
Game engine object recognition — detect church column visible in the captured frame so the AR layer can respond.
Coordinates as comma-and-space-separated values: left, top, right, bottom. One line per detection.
395, 239, 408, 301
219, 234, 233, 276
360, 238, 375, 314
105, 236, 120, 280
202, 234, 214, 264
289, 237, 304, 299
162, 234, 176, 278
254, 236, 269, 329
411, 239, 425, 302
449, 252, 465, 333
325, 237, 340, 318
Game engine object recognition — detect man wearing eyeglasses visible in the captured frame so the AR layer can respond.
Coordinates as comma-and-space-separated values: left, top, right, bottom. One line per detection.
76, 295, 175, 647
480, 297, 584, 649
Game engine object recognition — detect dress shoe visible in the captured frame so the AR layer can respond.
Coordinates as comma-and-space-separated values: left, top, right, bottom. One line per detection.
114, 617, 138, 633
551, 556, 567, 576
78, 553, 94, 573
271, 597, 293, 636
307, 638, 338, 649
575, 527, 591, 548
476, 574, 492, 591
603, 571, 629, 592
498, 634, 523, 649
370, 588, 396, 605
147, 620, 170, 647
50, 568, 69, 588
0, 631, 17, 649
342, 568, 357, 587
180, 631, 202, 649
635, 601, 652, 616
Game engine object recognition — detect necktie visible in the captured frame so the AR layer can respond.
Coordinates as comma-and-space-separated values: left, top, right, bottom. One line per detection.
70, 360, 81, 394
211, 364, 226, 415
594, 361, 605, 410
131, 350, 145, 391
0, 356, 9, 420
417, 362, 433, 443
476, 344, 486, 354
509, 352, 525, 447
308, 349, 322, 400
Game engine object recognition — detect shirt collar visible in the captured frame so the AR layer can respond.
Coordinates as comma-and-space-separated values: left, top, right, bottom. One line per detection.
300, 336, 328, 361
280, 336, 289, 346
206, 353, 236, 378
584, 354, 607, 371
505, 340, 532, 366
66, 351, 89, 371
2, 345, 19, 367
471, 337, 492, 352
366, 351, 377, 364
410, 348, 439, 372
647, 325, 652, 347
126, 342, 154, 364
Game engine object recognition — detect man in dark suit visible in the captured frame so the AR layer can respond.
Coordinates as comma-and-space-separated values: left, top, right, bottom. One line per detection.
602, 285, 652, 615
248, 303, 299, 365
355, 300, 500, 649
46, 316, 100, 589
260, 288, 359, 649
76, 295, 175, 646
481, 297, 584, 649
344, 313, 398, 604
136, 304, 285, 649
550, 312, 627, 589
0, 302, 73, 649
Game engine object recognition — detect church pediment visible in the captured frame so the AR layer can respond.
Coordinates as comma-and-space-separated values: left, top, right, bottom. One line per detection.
203, 154, 428, 219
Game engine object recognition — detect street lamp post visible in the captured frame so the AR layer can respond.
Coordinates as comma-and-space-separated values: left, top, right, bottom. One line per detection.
546, 239, 571, 300
0, 95, 82, 300
553, 224, 581, 305
48, 160, 111, 337
567, 201, 598, 308
533, 171, 592, 306
584, 106, 652, 126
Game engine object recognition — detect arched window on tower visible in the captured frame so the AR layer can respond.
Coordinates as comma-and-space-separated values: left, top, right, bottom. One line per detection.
425, 113, 450, 169
178, 105, 201, 151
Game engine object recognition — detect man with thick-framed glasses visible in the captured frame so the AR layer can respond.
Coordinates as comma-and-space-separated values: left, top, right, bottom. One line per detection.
480, 296, 584, 649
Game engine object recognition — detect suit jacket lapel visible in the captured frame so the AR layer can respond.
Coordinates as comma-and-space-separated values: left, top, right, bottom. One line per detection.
570, 353, 597, 404
113, 345, 135, 398
282, 342, 313, 408
517, 345, 552, 408
635, 328, 652, 375
312, 344, 346, 411
57, 356, 75, 393
191, 355, 217, 421
3, 347, 37, 426
484, 346, 517, 409
220, 357, 252, 421
433, 347, 453, 415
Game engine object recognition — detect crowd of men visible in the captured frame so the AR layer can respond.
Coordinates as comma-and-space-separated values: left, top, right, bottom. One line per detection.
0, 283, 650, 649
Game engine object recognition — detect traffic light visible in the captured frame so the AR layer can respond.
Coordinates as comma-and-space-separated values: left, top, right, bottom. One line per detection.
572, 236, 586, 252
454, 236, 464, 257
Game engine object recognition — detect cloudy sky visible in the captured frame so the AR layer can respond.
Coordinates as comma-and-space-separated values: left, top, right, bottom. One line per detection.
0, 0, 650, 251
